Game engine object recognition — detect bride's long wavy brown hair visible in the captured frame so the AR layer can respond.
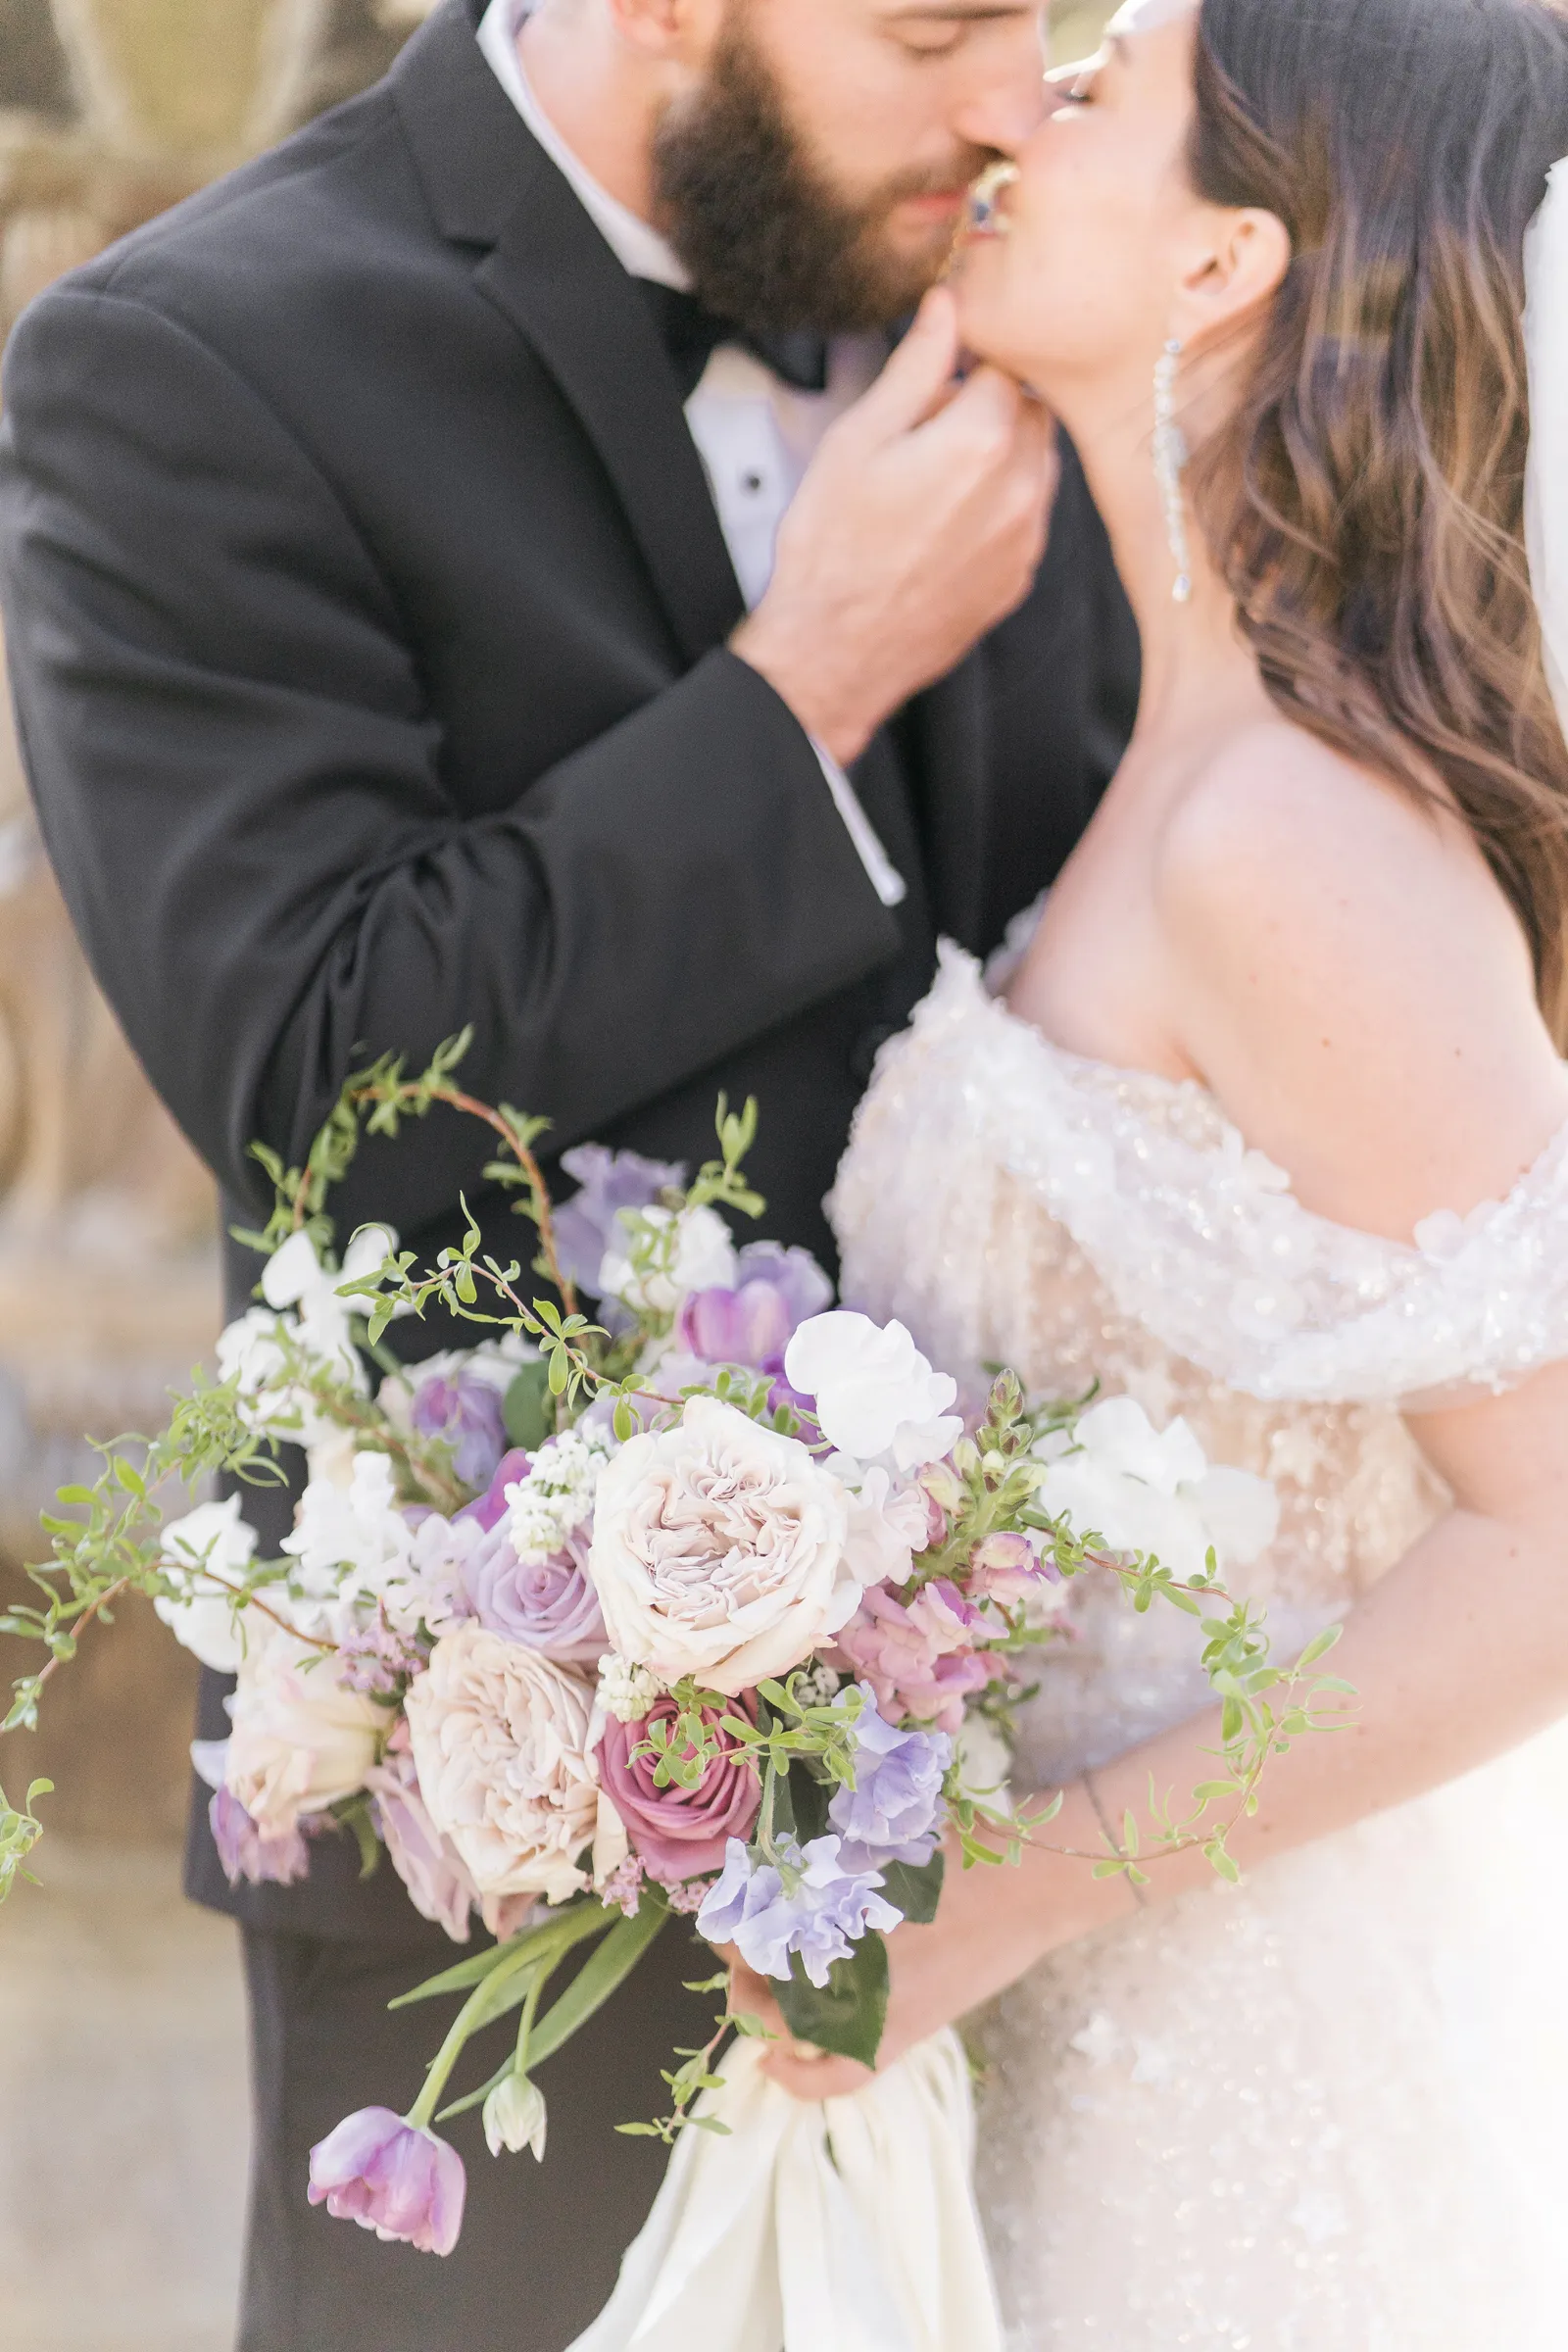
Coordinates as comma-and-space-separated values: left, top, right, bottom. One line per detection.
1189, 0, 1568, 1038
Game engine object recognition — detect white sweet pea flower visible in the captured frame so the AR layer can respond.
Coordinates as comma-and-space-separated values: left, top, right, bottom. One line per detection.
1033, 1397, 1278, 1583
216, 1226, 398, 1446
597, 1203, 738, 1314
841, 1466, 932, 1591
784, 1312, 963, 1474
154, 1496, 260, 1673
281, 1449, 417, 1637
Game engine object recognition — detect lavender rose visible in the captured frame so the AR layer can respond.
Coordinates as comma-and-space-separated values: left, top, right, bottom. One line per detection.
596, 1695, 760, 1885
462, 1522, 607, 1664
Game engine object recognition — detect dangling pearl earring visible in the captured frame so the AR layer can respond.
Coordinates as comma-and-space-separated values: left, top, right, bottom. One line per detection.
1152, 337, 1194, 605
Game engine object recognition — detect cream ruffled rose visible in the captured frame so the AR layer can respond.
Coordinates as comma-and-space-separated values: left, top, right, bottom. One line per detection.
585, 1396, 858, 1695
225, 1620, 392, 1836
404, 1624, 614, 1906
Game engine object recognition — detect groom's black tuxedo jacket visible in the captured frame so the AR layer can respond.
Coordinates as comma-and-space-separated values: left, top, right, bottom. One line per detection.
0, 0, 1136, 1941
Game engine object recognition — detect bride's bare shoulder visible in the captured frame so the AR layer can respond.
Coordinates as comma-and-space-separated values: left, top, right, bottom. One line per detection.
1150, 716, 1567, 1236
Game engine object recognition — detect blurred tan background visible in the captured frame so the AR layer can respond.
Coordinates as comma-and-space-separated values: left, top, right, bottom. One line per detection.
0, 3, 1113, 2347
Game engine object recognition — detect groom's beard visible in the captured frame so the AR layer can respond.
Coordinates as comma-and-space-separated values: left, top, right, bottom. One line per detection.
651, 19, 995, 336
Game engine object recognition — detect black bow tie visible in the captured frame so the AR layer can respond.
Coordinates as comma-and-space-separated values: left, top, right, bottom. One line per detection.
637, 281, 831, 402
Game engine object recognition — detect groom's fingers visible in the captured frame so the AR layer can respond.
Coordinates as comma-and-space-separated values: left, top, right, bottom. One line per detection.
837, 285, 963, 443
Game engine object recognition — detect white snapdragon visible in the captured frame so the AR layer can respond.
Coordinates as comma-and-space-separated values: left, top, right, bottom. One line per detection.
506, 1424, 614, 1564
1033, 1396, 1279, 1583
784, 1311, 963, 1475
154, 1496, 260, 1673
597, 1203, 738, 1315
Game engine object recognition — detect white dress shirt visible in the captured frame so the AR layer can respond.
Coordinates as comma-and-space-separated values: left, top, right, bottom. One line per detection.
476, 0, 906, 907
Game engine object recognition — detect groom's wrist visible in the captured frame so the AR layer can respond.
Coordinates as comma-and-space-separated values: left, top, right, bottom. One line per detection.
729, 612, 882, 769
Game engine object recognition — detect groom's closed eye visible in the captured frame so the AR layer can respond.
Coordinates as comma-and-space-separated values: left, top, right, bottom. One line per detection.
880, 1, 1045, 59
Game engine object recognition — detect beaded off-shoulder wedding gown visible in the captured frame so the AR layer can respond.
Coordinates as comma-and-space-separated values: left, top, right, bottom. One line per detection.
829, 945, 1568, 2351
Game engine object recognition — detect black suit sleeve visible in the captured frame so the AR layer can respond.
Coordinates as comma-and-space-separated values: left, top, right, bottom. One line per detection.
0, 284, 900, 1236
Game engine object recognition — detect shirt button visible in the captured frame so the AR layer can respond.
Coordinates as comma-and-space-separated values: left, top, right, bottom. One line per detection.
742, 471, 764, 494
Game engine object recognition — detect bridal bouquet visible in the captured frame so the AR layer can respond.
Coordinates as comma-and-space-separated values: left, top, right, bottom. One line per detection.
0, 1037, 1339, 2260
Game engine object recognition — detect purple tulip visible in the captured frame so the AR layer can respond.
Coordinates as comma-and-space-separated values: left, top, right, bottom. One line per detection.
462, 1522, 607, 1664
553, 1145, 686, 1298
597, 1696, 761, 1885
209, 1785, 311, 1888
309, 2108, 466, 2255
455, 1446, 531, 1535
411, 1371, 508, 1495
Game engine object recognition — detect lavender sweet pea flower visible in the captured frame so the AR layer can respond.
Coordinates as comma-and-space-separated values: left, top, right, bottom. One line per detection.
696, 1834, 902, 1987
462, 1521, 607, 1664
411, 1371, 508, 1494
828, 1689, 952, 1867
309, 2108, 466, 2255
455, 1447, 532, 1535
208, 1784, 312, 1888
552, 1146, 686, 1298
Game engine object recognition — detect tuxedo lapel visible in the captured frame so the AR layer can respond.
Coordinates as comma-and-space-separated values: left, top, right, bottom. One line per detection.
392, 0, 744, 666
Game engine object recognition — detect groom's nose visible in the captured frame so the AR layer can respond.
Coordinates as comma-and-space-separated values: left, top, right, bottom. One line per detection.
949, 26, 1053, 159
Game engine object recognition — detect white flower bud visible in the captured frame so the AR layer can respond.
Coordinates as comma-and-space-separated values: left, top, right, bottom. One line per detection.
484, 2073, 548, 2162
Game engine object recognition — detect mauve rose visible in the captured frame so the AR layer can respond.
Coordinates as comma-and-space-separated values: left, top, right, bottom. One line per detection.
597, 1696, 760, 1885
411, 1371, 508, 1494
455, 1447, 532, 1535
462, 1522, 607, 1665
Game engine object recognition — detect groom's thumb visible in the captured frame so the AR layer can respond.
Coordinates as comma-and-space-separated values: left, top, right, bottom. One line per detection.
842, 286, 963, 445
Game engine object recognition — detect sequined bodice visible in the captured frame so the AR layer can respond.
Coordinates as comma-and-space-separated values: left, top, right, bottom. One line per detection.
830, 947, 1568, 1788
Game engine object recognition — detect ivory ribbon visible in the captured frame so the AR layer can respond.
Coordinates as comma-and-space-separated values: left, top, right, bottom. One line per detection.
568, 2029, 1004, 2352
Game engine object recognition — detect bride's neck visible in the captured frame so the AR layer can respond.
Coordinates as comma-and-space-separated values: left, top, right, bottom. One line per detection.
1063, 381, 1270, 746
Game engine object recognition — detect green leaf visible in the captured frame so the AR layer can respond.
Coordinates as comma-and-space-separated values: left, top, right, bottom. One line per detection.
878, 1848, 945, 1926
390, 1899, 612, 2007
775, 1933, 888, 2069
503, 1363, 555, 1453
615, 2121, 663, 2137
525, 1896, 671, 2071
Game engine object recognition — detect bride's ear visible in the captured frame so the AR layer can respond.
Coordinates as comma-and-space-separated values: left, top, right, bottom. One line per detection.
1171, 207, 1293, 346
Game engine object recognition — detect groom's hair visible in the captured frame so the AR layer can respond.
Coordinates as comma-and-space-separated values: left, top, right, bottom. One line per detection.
1187, 0, 1568, 1043
648, 2, 995, 334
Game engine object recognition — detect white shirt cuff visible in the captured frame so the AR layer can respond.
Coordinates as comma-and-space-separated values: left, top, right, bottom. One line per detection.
810, 739, 907, 910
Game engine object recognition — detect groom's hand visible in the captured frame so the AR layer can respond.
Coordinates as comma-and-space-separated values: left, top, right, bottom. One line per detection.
731, 286, 1057, 768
